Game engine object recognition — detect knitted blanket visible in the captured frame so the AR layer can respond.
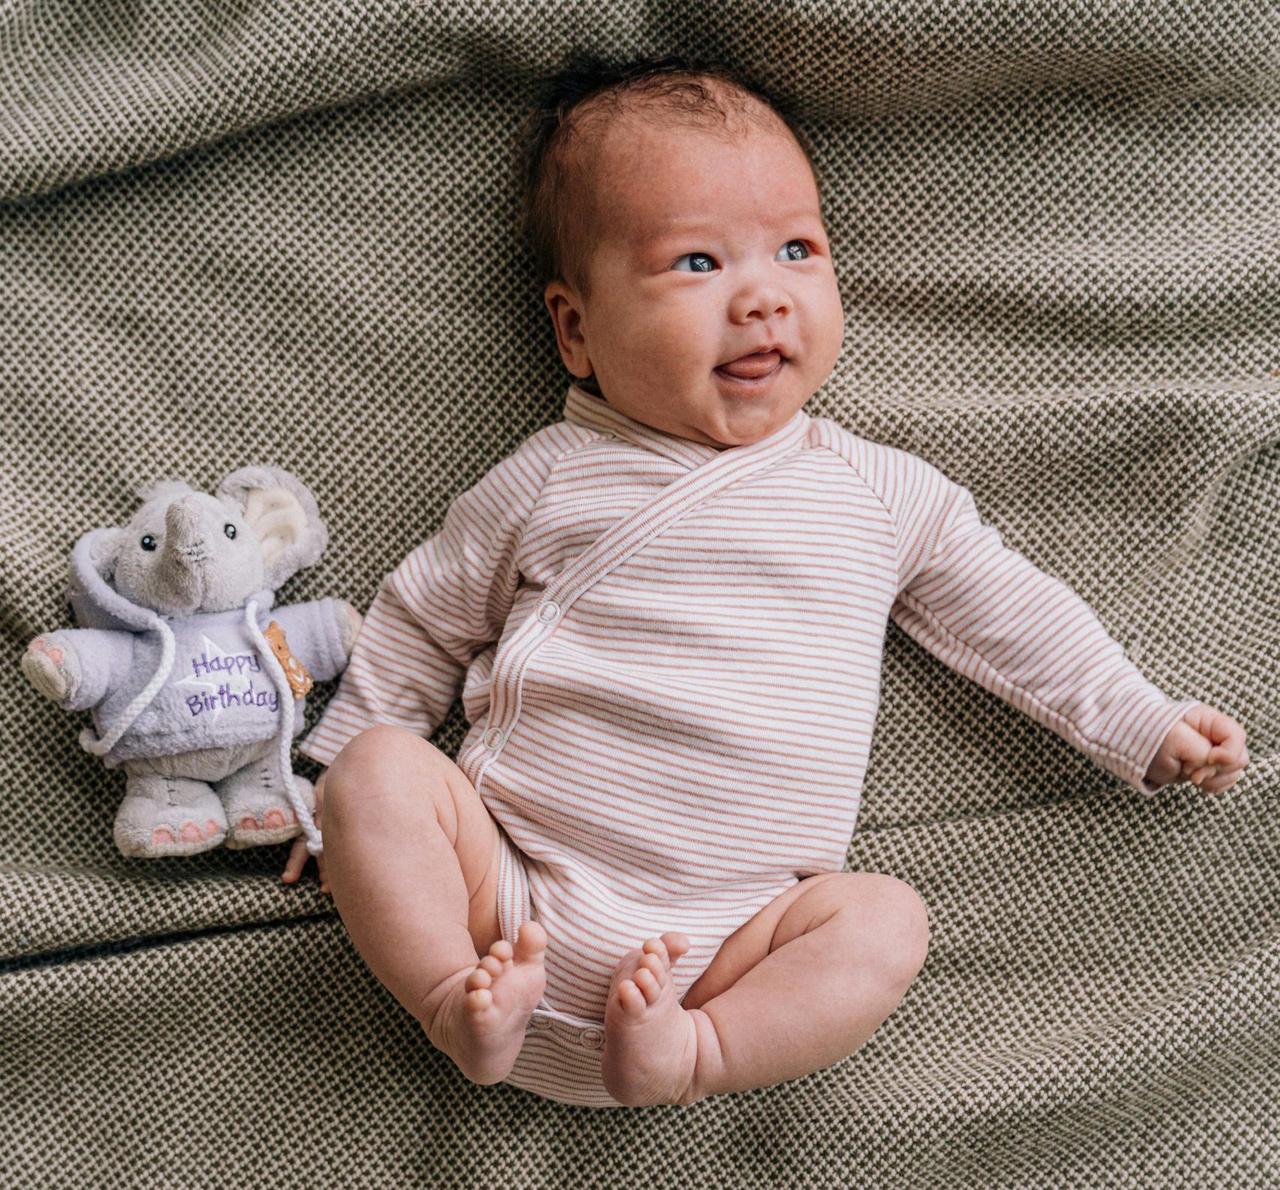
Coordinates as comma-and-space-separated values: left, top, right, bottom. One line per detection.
2, 2, 1276, 1185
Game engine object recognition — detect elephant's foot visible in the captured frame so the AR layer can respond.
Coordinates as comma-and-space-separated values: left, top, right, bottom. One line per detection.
115, 775, 228, 858
222, 773, 314, 850
225, 805, 302, 849
150, 819, 226, 851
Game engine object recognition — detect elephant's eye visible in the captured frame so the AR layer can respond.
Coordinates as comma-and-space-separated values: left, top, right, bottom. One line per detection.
141, 535, 157, 551
224, 524, 237, 540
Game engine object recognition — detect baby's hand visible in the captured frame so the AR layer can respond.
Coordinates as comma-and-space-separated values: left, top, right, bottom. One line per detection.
1143, 703, 1249, 795
282, 769, 330, 894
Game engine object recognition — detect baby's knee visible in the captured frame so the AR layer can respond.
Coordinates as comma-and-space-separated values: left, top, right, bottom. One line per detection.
868, 876, 930, 987
831, 872, 931, 988
325, 724, 434, 818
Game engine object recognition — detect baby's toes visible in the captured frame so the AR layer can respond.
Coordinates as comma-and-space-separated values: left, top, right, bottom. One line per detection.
486, 939, 515, 966
646, 932, 690, 964
640, 938, 670, 970
464, 965, 496, 1009
512, 920, 547, 961
636, 952, 668, 988
615, 977, 651, 1015
632, 965, 665, 1002
644, 947, 679, 986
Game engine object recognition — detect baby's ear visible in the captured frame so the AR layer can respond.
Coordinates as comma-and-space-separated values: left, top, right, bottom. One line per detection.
216, 465, 328, 588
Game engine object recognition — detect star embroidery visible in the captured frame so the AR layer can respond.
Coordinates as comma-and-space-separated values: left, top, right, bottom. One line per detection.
174, 633, 264, 722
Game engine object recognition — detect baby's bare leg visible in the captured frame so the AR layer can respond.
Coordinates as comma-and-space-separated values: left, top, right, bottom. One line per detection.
321, 724, 546, 1084
601, 872, 928, 1106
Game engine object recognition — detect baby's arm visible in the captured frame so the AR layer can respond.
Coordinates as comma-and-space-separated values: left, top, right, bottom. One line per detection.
295, 495, 525, 770
283, 444, 538, 883
875, 443, 1214, 796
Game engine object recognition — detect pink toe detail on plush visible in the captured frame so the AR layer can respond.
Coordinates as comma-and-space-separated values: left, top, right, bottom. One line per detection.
31, 638, 46, 649
152, 826, 175, 845
264, 809, 286, 829
204, 819, 221, 837
239, 815, 258, 831
180, 822, 202, 843
47, 646, 64, 663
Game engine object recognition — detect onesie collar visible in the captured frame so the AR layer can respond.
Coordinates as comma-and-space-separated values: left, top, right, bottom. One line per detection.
562, 381, 810, 469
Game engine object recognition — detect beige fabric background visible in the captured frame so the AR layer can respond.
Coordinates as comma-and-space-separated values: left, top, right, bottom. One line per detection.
1, 1, 1277, 1185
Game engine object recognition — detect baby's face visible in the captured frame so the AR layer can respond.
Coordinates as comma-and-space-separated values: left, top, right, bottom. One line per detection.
544, 117, 845, 450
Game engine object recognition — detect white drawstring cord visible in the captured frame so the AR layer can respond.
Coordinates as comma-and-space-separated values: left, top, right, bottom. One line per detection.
244, 599, 323, 856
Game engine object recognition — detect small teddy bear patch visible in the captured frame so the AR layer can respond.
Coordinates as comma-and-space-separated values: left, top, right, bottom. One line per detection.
264, 620, 314, 699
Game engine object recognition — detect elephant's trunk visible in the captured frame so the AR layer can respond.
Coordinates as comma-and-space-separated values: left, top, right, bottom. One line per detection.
155, 499, 208, 613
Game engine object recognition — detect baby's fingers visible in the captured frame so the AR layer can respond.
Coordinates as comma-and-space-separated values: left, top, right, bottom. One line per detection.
281, 835, 311, 884
1210, 742, 1249, 770
1193, 766, 1242, 796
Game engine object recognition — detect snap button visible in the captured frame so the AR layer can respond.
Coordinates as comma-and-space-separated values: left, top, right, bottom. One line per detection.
483, 727, 504, 750
537, 600, 560, 623
531, 1016, 553, 1032
580, 1027, 604, 1050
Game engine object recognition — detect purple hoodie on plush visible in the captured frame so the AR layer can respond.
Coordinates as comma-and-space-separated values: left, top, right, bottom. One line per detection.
48, 529, 349, 766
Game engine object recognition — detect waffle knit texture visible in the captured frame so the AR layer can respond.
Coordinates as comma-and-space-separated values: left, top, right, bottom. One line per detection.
0, 0, 1277, 1183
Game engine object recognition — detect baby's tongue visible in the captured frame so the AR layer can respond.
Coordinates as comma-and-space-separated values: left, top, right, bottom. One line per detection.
717, 351, 781, 379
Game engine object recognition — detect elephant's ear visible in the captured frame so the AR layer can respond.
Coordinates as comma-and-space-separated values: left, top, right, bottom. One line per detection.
86, 527, 127, 584
216, 465, 328, 589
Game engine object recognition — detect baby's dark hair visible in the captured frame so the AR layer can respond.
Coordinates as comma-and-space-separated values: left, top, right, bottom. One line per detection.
513, 52, 820, 302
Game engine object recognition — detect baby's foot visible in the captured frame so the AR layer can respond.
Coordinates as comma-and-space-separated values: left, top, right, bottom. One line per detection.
601, 932, 702, 1106
421, 920, 547, 1086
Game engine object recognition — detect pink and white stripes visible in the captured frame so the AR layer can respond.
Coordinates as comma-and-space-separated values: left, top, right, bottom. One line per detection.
298, 381, 1196, 1105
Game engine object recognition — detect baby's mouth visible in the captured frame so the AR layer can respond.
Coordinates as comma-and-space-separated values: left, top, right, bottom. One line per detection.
714, 351, 783, 380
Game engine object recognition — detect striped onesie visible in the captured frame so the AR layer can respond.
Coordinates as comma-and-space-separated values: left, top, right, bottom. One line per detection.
299, 380, 1198, 1107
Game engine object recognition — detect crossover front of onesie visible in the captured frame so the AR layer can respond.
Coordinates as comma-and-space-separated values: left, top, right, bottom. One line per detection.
300, 382, 1203, 1107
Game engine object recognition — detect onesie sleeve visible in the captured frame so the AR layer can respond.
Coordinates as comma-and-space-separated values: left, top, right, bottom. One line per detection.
874, 442, 1199, 797
296, 448, 536, 768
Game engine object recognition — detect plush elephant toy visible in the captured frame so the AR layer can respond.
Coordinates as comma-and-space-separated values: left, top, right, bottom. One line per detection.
20, 465, 360, 860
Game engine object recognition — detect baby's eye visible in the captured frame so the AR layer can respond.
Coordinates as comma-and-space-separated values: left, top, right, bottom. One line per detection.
670, 240, 808, 269
672, 252, 718, 273
778, 239, 811, 261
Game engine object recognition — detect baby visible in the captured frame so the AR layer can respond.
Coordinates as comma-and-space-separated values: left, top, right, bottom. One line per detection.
280, 54, 1249, 1109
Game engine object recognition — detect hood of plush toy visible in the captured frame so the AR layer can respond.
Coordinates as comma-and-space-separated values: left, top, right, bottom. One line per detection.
67, 527, 277, 632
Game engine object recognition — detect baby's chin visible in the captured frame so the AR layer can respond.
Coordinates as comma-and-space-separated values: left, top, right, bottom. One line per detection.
697, 399, 814, 450
593, 379, 809, 450
694, 416, 798, 451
